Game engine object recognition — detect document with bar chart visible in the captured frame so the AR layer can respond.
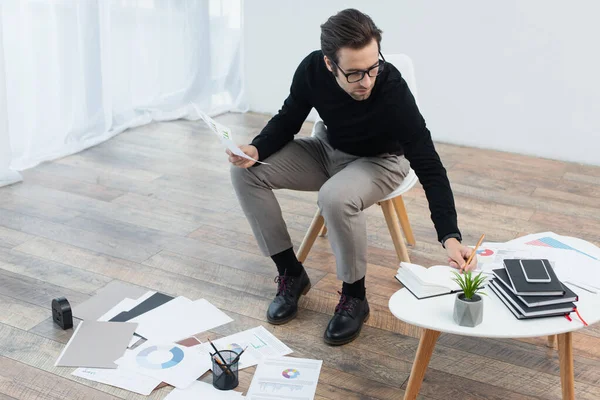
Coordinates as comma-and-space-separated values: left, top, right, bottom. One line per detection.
246, 356, 322, 400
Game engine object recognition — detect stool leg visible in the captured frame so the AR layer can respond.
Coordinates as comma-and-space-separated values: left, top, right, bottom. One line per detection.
392, 196, 416, 246
547, 335, 556, 348
380, 200, 410, 263
297, 208, 325, 263
319, 225, 327, 237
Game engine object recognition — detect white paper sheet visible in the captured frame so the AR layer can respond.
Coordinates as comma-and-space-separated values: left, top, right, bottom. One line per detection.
131, 297, 233, 343
129, 335, 143, 348
164, 381, 245, 399
197, 326, 293, 370
506, 232, 600, 260
116, 341, 212, 389
195, 107, 268, 165
245, 356, 322, 400
72, 366, 161, 396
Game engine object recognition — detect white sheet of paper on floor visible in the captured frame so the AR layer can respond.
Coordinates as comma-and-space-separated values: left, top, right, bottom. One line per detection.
72, 365, 161, 396
115, 341, 212, 389
197, 325, 293, 370
130, 296, 233, 343
245, 356, 322, 400
163, 380, 245, 399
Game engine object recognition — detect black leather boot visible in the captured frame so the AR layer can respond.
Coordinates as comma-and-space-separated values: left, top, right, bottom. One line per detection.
324, 291, 370, 345
266, 267, 311, 325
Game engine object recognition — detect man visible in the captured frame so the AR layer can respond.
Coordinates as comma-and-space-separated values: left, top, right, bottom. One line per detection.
228, 8, 476, 345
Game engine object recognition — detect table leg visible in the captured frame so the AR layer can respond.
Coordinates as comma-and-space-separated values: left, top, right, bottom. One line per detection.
404, 328, 441, 400
557, 332, 574, 400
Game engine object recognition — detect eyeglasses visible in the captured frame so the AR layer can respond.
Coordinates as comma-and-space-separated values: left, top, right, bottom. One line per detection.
330, 52, 386, 83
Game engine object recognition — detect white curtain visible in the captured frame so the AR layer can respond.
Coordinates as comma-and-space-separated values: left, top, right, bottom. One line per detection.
0, 0, 246, 186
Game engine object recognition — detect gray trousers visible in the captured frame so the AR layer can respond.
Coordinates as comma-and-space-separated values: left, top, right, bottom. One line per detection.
230, 122, 411, 283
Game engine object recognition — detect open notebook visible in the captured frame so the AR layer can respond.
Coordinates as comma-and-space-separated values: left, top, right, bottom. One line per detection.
395, 262, 487, 299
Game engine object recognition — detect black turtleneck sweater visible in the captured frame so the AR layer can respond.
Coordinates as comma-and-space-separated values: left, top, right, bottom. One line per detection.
250, 50, 461, 244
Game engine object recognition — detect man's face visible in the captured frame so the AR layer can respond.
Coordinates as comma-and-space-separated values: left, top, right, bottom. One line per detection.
324, 38, 380, 101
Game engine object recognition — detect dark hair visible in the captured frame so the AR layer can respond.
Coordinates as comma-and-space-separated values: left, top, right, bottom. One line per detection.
320, 8, 382, 65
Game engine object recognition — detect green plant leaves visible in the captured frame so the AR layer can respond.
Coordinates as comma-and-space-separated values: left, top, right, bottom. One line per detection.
451, 270, 486, 300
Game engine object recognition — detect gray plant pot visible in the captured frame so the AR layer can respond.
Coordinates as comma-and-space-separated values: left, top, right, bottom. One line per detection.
453, 293, 483, 327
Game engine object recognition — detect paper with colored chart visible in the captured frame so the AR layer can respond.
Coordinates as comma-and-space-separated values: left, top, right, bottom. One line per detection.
115, 341, 211, 389
475, 238, 600, 294
506, 231, 599, 260
245, 356, 322, 400
195, 106, 268, 165
197, 325, 293, 370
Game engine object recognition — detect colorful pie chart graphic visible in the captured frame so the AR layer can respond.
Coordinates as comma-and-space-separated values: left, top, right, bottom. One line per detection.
282, 368, 300, 379
477, 248, 494, 257
226, 343, 244, 354
136, 345, 184, 370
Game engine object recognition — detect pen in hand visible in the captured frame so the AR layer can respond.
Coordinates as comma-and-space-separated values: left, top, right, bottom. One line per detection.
462, 233, 485, 273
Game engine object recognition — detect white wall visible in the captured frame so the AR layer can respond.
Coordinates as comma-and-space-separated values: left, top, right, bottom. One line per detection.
244, 1, 600, 166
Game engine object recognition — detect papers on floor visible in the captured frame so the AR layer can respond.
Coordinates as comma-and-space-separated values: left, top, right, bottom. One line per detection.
195, 106, 268, 165
55, 320, 137, 368
72, 366, 161, 396
164, 381, 245, 399
98, 298, 139, 322
245, 356, 322, 400
72, 281, 149, 321
197, 326, 293, 370
115, 341, 212, 389
110, 292, 174, 322
130, 296, 233, 343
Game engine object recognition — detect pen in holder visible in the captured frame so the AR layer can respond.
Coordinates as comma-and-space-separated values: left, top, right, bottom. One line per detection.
211, 350, 239, 390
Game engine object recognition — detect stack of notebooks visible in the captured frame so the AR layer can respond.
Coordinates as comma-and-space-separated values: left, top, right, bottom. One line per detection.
489, 258, 579, 320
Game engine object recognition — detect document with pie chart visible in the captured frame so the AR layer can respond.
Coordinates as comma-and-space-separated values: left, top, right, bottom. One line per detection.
245, 356, 322, 400
115, 341, 212, 389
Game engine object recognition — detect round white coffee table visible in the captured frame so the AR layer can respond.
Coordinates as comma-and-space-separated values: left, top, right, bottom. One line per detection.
389, 282, 600, 399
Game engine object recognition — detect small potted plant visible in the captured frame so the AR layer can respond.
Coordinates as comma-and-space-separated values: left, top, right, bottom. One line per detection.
451, 271, 486, 327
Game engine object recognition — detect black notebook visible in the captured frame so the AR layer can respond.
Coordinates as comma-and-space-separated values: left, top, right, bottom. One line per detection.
492, 268, 578, 307
502, 259, 565, 296
488, 282, 572, 320
489, 279, 575, 317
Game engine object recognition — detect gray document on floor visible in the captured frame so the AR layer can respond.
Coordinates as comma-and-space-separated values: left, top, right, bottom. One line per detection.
72, 281, 149, 321
55, 320, 137, 368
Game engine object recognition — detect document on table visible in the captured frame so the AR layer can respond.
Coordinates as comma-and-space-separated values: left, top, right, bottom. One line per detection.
476, 240, 600, 294
194, 106, 268, 165
197, 325, 293, 370
245, 356, 322, 400
506, 231, 600, 260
